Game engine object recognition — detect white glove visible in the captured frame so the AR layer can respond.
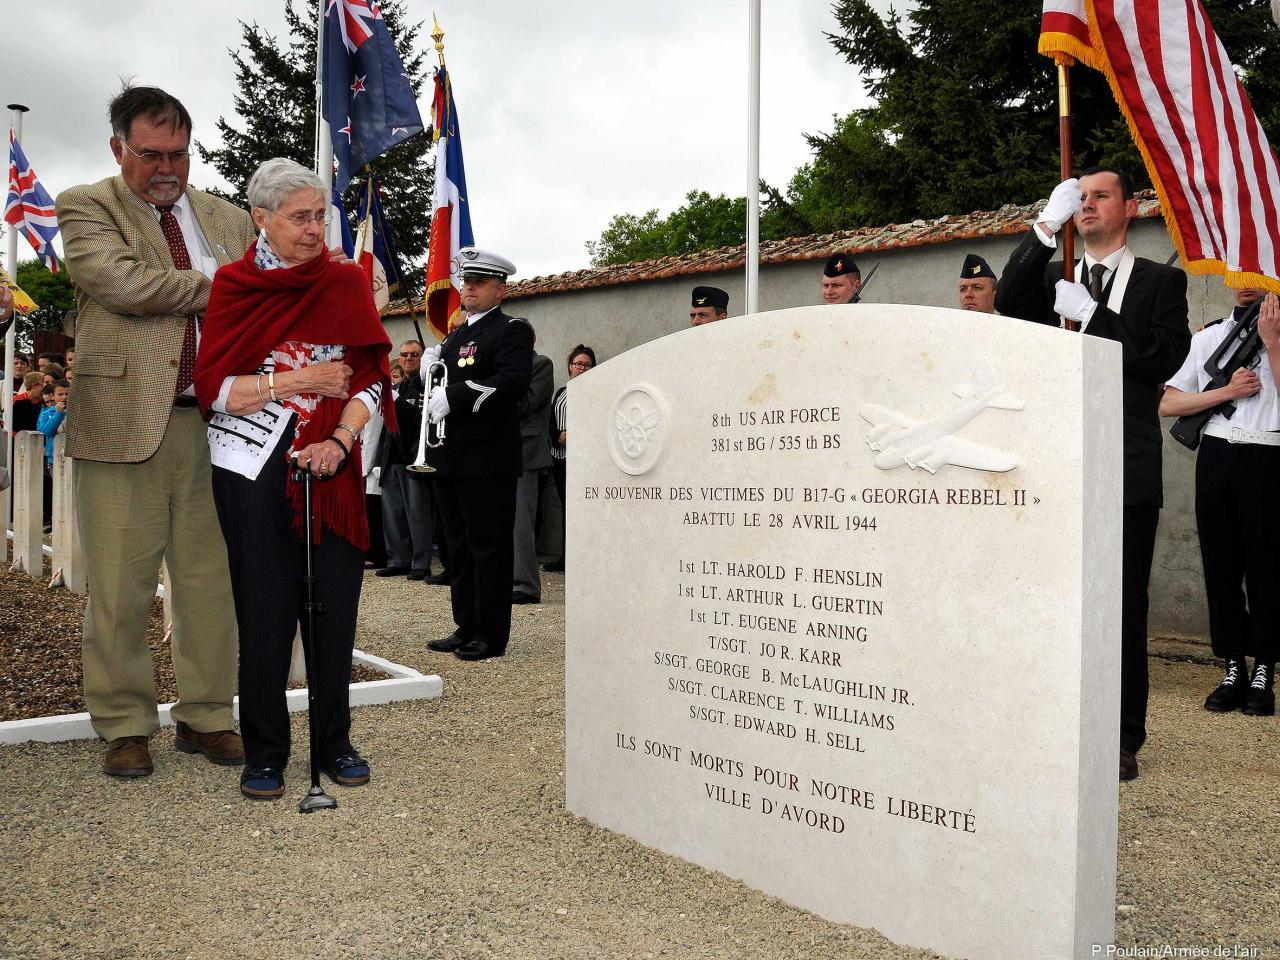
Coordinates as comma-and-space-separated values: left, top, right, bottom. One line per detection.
1037, 177, 1082, 233
423, 342, 443, 363
426, 385, 450, 423
1054, 279, 1098, 324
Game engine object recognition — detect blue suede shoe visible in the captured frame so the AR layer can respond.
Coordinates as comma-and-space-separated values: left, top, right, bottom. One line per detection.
240, 766, 285, 799
322, 753, 371, 787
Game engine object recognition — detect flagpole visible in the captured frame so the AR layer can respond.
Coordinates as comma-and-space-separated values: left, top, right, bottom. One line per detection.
314, 0, 340, 248
1055, 55, 1079, 332
4, 103, 29, 553
745, 0, 761, 315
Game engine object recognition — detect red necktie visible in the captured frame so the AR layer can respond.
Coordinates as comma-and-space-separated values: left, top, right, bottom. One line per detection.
156, 205, 199, 397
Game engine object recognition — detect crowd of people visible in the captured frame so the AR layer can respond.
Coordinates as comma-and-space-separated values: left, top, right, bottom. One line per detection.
0, 85, 1274, 800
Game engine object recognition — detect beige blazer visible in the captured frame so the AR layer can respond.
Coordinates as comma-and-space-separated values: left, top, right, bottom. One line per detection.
56, 176, 255, 463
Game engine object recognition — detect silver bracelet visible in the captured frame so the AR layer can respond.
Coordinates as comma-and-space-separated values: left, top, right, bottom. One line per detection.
255, 374, 266, 403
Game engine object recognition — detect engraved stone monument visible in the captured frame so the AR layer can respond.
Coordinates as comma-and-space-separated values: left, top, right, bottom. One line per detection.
565, 305, 1123, 960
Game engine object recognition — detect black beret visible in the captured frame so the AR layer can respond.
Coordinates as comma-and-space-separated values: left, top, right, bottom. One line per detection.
823, 253, 860, 278
961, 254, 997, 280
691, 286, 729, 310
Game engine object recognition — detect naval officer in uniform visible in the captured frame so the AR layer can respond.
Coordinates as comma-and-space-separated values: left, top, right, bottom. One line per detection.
424, 248, 534, 661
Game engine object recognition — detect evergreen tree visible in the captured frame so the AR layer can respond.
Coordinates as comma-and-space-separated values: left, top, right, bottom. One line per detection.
197, 0, 433, 295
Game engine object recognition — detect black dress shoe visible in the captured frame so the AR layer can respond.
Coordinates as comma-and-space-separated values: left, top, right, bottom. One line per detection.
1119, 749, 1139, 782
1204, 659, 1250, 712
1242, 663, 1275, 717
511, 591, 540, 605
425, 571, 451, 585
406, 569, 429, 581
455, 640, 504, 661
542, 559, 564, 572
427, 631, 469, 653
375, 566, 410, 578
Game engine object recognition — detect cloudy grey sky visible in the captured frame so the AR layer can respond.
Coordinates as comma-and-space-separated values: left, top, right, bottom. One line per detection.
3, 1, 894, 279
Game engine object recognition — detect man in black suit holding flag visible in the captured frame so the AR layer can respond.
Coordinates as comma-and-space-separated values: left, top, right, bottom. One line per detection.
996, 167, 1190, 782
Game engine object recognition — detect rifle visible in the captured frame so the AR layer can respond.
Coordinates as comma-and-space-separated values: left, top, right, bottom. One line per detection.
850, 260, 880, 303
1170, 297, 1264, 450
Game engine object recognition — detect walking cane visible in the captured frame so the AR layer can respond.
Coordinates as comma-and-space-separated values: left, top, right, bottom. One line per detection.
292, 460, 338, 814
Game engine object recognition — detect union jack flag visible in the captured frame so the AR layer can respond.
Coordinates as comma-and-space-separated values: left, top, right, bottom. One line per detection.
5, 132, 60, 273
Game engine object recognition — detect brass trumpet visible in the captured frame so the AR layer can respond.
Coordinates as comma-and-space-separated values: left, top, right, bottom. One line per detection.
407, 359, 447, 474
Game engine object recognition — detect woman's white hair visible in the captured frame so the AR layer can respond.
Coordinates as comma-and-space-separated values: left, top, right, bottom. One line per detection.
246, 158, 325, 212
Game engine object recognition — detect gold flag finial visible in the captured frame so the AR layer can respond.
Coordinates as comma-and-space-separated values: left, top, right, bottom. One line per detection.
432, 14, 446, 66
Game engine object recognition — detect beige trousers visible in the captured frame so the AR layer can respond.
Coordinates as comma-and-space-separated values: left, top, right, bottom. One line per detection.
76, 406, 237, 741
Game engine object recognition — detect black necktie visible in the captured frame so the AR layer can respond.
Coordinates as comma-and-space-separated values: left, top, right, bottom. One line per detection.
1088, 263, 1107, 303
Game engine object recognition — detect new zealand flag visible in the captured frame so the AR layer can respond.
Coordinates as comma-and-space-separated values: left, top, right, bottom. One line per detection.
322, 0, 424, 193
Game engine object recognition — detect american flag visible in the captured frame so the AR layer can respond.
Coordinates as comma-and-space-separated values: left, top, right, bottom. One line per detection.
5, 132, 60, 273
1040, 1, 1280, 292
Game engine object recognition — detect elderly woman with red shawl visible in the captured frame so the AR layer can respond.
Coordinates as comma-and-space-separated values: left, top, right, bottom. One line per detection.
194, 158, 395, 801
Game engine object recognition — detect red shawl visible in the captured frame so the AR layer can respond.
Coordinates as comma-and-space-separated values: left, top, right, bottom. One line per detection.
195, 243, 397, 550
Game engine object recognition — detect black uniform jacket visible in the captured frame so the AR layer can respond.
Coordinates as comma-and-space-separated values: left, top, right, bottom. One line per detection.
378, 371, 424, 471
995, 230, 1191, 508
425, 307, 534, 478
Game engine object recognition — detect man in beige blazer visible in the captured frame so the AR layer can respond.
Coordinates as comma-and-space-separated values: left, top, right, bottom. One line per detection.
57, 86, 255, 778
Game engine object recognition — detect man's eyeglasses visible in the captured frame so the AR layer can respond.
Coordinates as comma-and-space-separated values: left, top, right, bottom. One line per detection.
118, 140, 190, 166
270, 209, 333, 227
569, 361, 593, 369
399, 351, 422, 358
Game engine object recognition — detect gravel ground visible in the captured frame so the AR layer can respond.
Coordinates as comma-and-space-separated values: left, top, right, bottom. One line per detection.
0, 563, 383, 721
2, 570, 1279, 960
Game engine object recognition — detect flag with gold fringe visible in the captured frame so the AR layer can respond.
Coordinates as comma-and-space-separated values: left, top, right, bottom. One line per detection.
1040, 0, 1280, 292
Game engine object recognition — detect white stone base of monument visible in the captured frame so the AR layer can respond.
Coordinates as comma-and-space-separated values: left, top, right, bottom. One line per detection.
10, 431, 43, 576
50, 435, 86, 594
566, 305, 1123, 960
0, 649, 442, 746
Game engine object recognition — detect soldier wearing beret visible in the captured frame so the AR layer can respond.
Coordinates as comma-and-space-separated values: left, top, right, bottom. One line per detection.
423, 247, 534, 661
690, 286, 729, 326
958, 254, 998, 314
820, 253, 861, 304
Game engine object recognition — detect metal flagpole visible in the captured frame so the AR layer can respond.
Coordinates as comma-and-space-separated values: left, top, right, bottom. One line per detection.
313, 0, 340, 248
745, 0, 761, 315
3, 103, 29, 555
1054, 55, 1079, 332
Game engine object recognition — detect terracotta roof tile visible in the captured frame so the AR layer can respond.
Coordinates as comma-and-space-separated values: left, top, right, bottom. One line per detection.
384, 192, 1161, 316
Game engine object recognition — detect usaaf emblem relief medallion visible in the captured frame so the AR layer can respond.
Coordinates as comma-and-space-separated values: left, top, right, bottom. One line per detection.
608, 386, 669, 476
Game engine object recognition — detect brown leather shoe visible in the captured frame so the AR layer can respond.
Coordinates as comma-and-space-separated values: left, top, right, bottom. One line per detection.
174, 722, 245, 766
1119, 749, 1139, 782
103, 736, 153, 778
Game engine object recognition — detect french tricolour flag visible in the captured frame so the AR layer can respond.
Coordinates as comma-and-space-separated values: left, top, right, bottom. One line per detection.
424, 65, 474, 340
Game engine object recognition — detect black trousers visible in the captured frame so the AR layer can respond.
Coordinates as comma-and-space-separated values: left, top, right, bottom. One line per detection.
550, 457, 567, 562
365, 492, 386, 568
1121, 505, 1159, 755
435, 474, 518, 653
212, 438, 364, 770
1195, 436, 1280, 664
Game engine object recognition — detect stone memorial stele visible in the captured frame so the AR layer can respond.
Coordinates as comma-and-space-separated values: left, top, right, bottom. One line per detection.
565, 304, 1123, 960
